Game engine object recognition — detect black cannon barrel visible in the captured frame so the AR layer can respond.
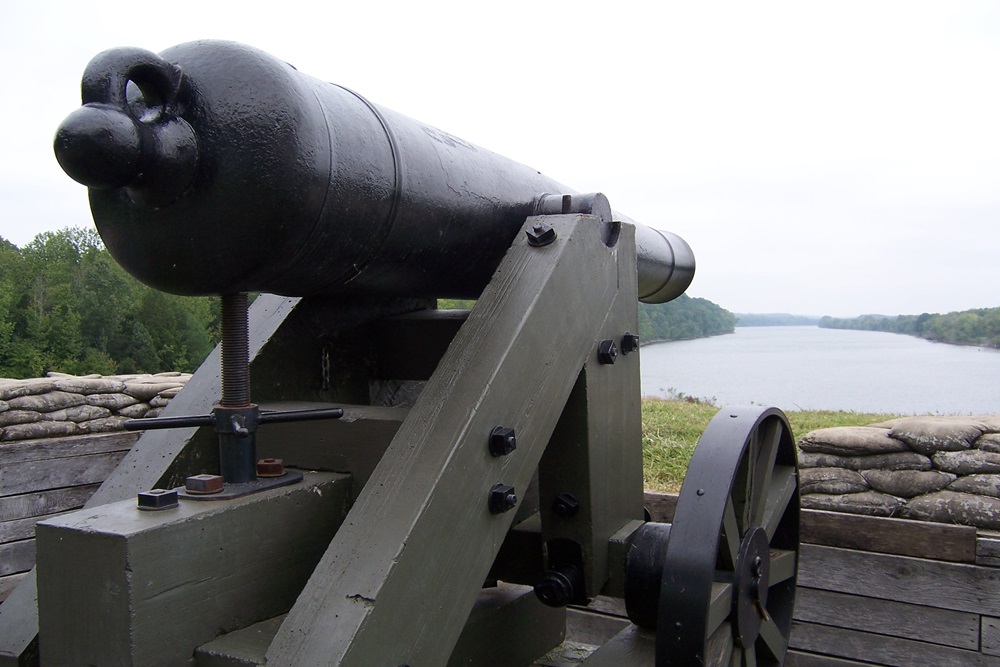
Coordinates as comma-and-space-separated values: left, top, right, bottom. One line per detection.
54, 40, 694, 303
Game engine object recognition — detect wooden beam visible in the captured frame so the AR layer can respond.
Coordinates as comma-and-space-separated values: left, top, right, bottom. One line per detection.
266, 216, 629, 666
799, 543, 1000, 616
789, 620, 1000, 667
801, 508, 976, 563
794, 587, 979, 650
35, 472, 351, 667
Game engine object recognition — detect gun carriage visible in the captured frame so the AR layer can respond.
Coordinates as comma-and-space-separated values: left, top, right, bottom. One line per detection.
0, 41, 800, 666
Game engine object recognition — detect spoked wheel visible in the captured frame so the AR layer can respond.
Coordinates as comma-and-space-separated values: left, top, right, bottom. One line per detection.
657, 406, 799, 666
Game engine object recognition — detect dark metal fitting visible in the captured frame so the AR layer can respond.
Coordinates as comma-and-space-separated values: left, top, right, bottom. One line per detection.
488, 483, 517, 514
489, 426, 517, 457
621, 331, 640, 355
597, 339, 618, 364
137, 488, 179, 511
257, 458, 285, 477
534, 564, 585, 608
211, 404, 260, 437
552, 492, 581, 518
526, 221, 556, 247
184, 474, 224, 495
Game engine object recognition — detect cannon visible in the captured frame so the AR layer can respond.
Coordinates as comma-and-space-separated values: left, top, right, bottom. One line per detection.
0, 41, 799, 666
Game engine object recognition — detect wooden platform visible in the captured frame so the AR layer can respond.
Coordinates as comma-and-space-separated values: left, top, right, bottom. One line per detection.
0, 431, 139, 603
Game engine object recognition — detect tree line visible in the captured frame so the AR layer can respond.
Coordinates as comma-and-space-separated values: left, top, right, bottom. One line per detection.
2, 227, 737, 379
818, 309, 1000, 348
0, 228, 218, 379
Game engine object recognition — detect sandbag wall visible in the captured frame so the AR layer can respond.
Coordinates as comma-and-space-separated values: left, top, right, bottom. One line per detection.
792, 414, 1000, 666
799, 415, 1000, 527
0, 373, 190, 602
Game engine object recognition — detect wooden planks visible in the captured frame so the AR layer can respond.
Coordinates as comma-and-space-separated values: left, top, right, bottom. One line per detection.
799, 543, 1000, 616
801, 508, 977, 563
794, 588, 979, 650
790, 621, 1000, 667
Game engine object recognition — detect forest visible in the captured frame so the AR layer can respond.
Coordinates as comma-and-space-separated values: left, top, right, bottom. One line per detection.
819, 309, 1000, 348
0, 227, 736, 379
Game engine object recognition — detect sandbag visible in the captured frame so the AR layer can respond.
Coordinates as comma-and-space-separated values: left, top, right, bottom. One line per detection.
7, 391, 86, 412
0, 410, 43, 427
45, 405, 112, 423
889, 416, 986, 456
79, 416, 130, 433
860, 469, 955, 498
123, 382, 184, 401
801, 468, 869, 495
53, 377, 127, 395
798, 427, 909, 456
0, 420, 80, 441
800, 491, 904, 517
901, 491, 1000, 530
932, 450, 1000, 475
0, 379, 57, 401
977, 433, 1000, 454
947, 474, 1000, 499
118, 403, 152, 419
85, 393, 141, 411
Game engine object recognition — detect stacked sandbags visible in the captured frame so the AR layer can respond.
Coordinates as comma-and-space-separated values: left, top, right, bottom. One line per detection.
799, 415, 1000, 529
0, 372, 191, 442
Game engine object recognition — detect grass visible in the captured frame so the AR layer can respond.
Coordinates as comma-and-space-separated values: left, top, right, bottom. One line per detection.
642, 397, 903, 493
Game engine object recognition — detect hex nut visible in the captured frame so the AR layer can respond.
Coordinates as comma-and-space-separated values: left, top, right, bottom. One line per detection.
597, 339, 618, 364
621, 331, 640, 355
489, 483, 517, 514
526, 221, 557, 247
137, 488, 179, 511
185, 474, 224, 494
553, 492, 581, 518
257, 458, 285, 477
489, 426, 517, 457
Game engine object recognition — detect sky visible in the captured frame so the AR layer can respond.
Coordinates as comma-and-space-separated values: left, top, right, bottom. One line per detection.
1, 1, 998, 318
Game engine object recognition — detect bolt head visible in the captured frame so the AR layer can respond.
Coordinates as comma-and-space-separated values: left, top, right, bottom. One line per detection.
621, 332, 640, 354
185, 474, 224, 494
489, 483, 517, 514
489, 426, 517, 457
257, 458, 285, 477
137, 488, 179, 511
597, 339, 618, 364
526, 221, 557, 247
553, 492, 581, 518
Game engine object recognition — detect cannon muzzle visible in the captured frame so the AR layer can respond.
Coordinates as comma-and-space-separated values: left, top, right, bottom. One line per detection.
54, 40, 694, 303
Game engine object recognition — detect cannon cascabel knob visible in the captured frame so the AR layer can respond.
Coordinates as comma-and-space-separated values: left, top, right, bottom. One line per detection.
54, 105, 142, 189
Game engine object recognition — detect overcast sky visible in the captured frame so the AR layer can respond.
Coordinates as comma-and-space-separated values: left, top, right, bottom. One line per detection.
1, 1, 997, 318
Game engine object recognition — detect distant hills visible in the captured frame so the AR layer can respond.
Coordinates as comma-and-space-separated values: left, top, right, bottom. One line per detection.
735, 313, 821, 327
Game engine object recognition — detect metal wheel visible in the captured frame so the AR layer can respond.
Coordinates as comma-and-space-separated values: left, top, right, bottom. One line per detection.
657, 406, 799, 666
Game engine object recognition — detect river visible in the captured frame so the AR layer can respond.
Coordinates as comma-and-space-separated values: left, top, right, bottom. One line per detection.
639, 326, 1000, 415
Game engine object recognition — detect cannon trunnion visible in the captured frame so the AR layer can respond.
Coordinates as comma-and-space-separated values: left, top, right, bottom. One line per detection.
0, 41, 799, 667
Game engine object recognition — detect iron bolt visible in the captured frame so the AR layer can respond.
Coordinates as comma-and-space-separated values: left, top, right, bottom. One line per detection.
621, 331, 640, 354
489, 426, 517, 457
137, 488, 179, 511
534, 564, 584, 608
597, 339, 618, 364
257, 458, 285, 477
552, 492, 581, 518
526, 221, 556, 247
185, 473, 224, 494
489, 483, 517, 514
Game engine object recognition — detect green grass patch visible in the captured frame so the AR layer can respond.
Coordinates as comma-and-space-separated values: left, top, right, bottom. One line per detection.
642, 397, 902, 493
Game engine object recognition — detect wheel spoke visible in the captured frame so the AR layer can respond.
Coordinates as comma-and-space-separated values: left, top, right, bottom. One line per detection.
705, 621, 734, 667
721, 497, 740, 570
744, 646, 758, 667
761, 465, 797, 540
730, 646, 742, 667
757, 616, 788, 662
750, 419, 783, 527
707, 581, 733, 637
768, 548, 797, 585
